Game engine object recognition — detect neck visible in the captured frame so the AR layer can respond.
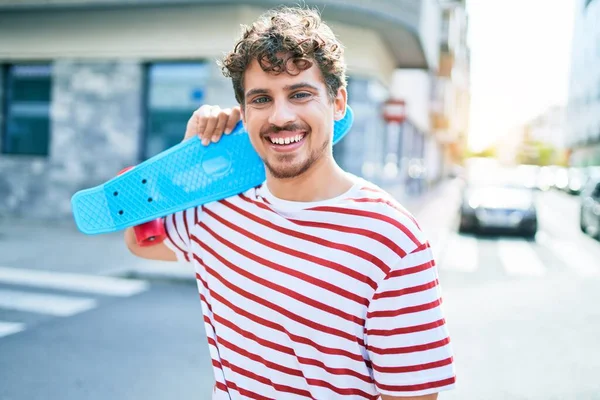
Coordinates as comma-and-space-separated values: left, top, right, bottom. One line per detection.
266, 155, 354, 202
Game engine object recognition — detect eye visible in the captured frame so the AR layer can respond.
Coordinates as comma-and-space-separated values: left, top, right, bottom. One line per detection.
291, 92, 311, 100
251, 96, 270, 104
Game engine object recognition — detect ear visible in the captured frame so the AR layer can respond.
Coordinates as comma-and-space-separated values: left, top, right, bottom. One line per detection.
333, 86, 348, 121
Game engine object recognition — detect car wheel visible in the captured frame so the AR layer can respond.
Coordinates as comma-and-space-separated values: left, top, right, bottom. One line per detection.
594, 220, 600, 241
579, 212, 587, 234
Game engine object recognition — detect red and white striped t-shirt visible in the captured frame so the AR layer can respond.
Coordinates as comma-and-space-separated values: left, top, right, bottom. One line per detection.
163, 178, 456, 399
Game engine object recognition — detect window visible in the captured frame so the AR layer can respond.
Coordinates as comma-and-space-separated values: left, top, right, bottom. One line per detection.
143, 62, 210, 159
2, 64, 52, 156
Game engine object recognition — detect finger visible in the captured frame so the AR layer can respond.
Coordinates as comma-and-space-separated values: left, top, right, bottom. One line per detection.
201, 106, 221, 145
184, 105, 210, 141
225, 107, 242, 134
184, 107, 203, 141
211, 109, 230, 143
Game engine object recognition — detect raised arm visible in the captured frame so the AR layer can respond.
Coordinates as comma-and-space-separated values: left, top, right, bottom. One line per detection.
124, 105, 241, 261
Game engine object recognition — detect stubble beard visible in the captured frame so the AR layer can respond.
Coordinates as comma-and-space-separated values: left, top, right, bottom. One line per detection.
264, 137, 330, 180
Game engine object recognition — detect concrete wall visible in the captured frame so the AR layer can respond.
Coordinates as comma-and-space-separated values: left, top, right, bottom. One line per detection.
567, 0, 600, 155
0, 59, 238, 219
0, 5, 396, 85
328, 22, 396, 85
341, 78, 388, 183
418, 0, 441, 72
0, 6, 243, 60
391, 69, 432, 132
0, 61, 143, 218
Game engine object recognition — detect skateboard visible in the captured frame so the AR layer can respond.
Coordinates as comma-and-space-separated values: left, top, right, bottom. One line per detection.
71, 107, 354, 245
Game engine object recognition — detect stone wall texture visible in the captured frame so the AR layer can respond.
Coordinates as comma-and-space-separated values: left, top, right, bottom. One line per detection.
0, 61, 142, 219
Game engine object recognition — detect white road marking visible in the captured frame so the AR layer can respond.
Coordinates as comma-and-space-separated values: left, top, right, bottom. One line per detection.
536, 233, 600, 277
0, 289, 97, 317
497, 239, 545, 277
0, 321, 25, 338
0, 267, 148, 297
439, 232, 479, 272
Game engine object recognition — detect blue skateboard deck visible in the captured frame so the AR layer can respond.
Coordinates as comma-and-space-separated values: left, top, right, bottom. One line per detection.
71, 107, 354, 235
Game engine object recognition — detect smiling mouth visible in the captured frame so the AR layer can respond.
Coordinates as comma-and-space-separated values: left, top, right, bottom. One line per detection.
266, 132, 306, 145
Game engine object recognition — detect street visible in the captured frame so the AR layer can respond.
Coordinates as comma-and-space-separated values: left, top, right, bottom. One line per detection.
1, 182, 600, 399
436, 188, 600, 400
0, 280, 214, 400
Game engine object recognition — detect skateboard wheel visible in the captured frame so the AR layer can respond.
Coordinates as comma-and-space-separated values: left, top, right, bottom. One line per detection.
134, 218, 166, 247
117, 166, 135, 176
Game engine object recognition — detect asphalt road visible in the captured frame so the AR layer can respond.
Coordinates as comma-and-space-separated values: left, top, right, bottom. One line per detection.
439, 189, 600, 400
1, 187, 599, 400
0, 281, 214, 400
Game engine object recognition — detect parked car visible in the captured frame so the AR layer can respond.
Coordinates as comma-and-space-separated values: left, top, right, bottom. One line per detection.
580, 177, 600, 239
459, 166, 538, 237
564, 167, 586, 195
553, 167, 569, 191
536, 166, 555, 191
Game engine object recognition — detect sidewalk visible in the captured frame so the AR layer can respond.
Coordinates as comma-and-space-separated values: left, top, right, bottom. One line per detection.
0, 178, 460, 282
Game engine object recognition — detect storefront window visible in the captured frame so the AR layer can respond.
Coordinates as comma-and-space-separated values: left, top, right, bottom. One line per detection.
144, 62, 210, 159
2, 64, 52, 156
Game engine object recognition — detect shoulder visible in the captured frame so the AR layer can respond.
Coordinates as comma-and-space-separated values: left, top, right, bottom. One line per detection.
347, 178, 416, 222
344, 179, 428, 251
202, 183, 269, 211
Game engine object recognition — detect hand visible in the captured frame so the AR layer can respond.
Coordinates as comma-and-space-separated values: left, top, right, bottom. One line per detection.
184, 105, 242, 145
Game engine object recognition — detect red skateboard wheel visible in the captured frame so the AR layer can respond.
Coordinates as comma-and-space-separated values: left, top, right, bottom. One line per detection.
116, 166, 165, 247
117, 166, 135, 176
134, 218, 166, 247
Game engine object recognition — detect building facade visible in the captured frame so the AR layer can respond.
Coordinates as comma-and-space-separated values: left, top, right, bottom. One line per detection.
566, 0, 600, 167
430, 0, 470, 176
0, 0, 444, 219
385, 0, 470, 191
527, 106, 567, 151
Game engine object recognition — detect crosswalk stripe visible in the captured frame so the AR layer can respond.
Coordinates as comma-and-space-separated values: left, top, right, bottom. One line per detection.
0, 289, 97, 317
0, 267, 148, 297
0, 321, 25, 338
439, 232, 478, 272
537, 233, 600, 277
497, 239, 545, 277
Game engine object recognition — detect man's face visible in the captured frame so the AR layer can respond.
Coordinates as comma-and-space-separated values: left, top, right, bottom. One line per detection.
240, 58, 347, 180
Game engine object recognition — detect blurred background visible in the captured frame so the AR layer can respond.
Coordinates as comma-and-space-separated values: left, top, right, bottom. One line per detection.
1, 0, 599, 399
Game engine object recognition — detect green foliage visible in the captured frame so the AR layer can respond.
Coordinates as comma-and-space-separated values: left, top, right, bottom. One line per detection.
465, 146, 497, 159
516, 140, 564, 166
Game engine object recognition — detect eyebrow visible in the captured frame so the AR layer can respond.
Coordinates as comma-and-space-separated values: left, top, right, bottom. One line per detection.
245, 88, 269, 98
244, 82, 320, 99
284, 82, 320, 92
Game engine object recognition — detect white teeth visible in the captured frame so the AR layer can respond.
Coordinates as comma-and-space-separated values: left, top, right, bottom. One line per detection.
269, 134, 304, 145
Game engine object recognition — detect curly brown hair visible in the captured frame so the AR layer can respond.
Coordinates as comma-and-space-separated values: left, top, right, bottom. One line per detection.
220, 6, 347, 106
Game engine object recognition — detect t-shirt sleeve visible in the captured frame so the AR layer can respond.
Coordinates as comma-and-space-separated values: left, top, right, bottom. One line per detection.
163, 206, 201, 263
365, 241, 456, 397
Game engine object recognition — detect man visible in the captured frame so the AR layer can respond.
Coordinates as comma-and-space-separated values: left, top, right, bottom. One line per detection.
125, 6, 455, 399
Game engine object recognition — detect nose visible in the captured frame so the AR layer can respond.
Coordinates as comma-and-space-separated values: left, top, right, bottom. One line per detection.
268, 100, 296, 127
